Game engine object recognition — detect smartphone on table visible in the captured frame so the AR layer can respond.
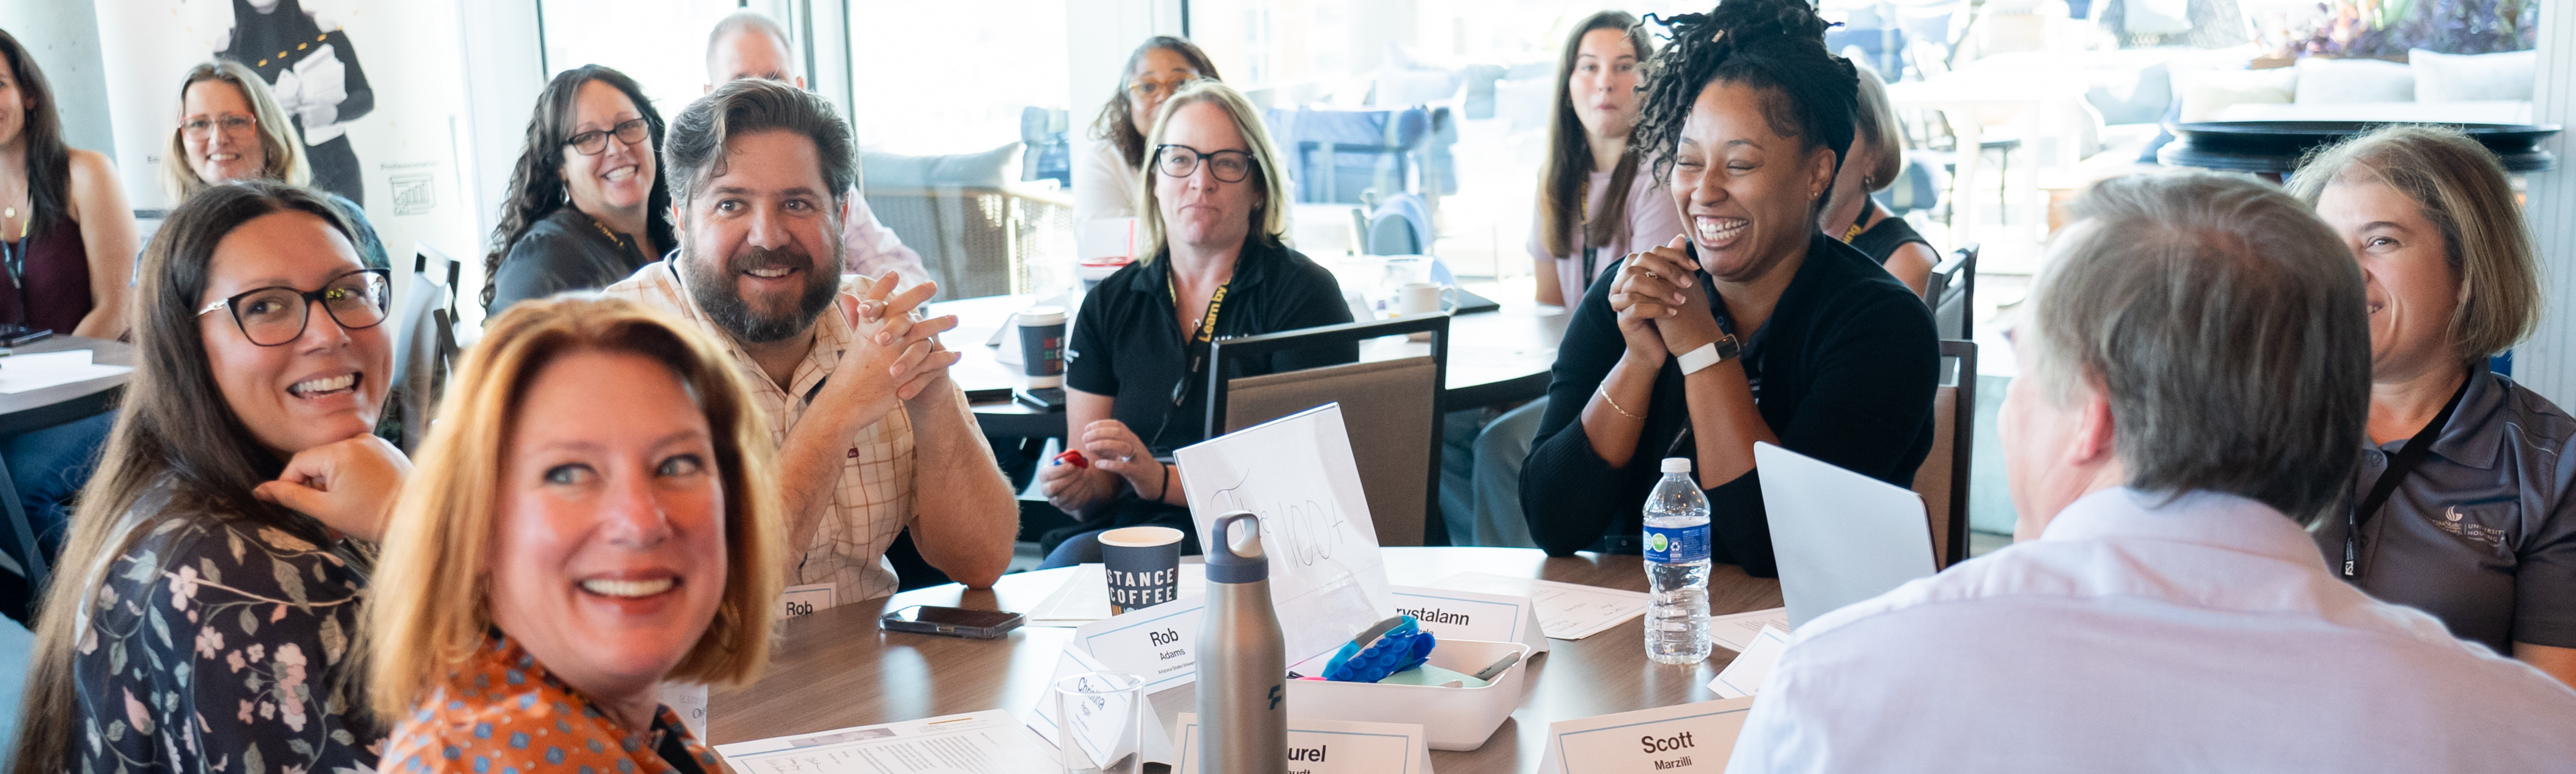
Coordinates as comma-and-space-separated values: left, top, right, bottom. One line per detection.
879, 605, 1025, 639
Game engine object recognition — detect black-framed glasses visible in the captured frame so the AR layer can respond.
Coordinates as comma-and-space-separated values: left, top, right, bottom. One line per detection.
195, 269, 392, 347
564, 118, 650, 156
181, 113, 256, 139
1155, 144, 1255, 183
1127, 75, 1199, 100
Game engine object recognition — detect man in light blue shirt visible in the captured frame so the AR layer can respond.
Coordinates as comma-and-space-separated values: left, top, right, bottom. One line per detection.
1728, 171, 2576, 773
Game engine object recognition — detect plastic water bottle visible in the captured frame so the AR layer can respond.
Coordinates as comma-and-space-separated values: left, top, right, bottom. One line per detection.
1643, 457, 1713, 665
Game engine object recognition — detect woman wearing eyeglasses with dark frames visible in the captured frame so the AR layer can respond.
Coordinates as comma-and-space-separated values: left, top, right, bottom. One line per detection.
1035, 80, 1355, 567
1075, 37, 1221, 235
484, 65, 673, 318
11, 180, 409, 774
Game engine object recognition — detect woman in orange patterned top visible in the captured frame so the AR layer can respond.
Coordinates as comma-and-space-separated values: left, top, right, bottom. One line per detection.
366, 295, 785, 774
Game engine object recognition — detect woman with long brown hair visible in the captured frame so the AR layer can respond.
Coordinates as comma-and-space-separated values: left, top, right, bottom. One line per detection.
0, 27, 138, 340
10, 181, 409, 774
1073, 36, 1222, 231
484, 65, 673, 317
161, 60, 388, 271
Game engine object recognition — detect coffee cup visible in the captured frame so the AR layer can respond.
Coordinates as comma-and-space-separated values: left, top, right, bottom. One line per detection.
1018, 305, 1068, 388
1099, 526, 1185, 615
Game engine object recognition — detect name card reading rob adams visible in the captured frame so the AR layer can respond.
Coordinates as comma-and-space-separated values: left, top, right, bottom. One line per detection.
1071, 596, 1207, 692
1537, 697, 1757, 773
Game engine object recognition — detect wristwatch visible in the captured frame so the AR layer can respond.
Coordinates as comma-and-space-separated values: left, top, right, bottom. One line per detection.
1675, 334, 1741, 375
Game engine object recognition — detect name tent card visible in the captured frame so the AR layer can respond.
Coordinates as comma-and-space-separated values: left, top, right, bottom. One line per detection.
1023, 646, 1176, 767
1174, 713, 1433, 774
1706, 625, 1792, 699
1536, 697, 1758, 774
1387, 584, 1548, 654
1070, 596, 1207, 692
779, 583, 836, 618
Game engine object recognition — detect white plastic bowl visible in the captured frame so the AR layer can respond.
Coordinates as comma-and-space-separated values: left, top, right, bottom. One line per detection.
1285, 637, 1532, 751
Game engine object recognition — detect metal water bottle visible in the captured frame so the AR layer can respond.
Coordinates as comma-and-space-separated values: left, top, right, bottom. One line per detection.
1195, 511, 1286, 773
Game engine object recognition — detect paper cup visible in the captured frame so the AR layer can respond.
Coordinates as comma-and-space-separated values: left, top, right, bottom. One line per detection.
1018, 305, 1067, 388
1099, 526, 1184, 614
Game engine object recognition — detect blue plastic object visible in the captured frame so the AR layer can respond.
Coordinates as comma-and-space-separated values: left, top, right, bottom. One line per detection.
1322, 616, 1437, 682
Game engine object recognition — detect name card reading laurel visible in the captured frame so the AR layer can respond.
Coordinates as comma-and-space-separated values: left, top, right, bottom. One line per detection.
1537, 697, 1758, 773
1174, 713, 1431, 774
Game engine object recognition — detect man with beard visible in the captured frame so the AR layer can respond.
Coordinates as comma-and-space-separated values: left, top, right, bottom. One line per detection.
701, 10, 930, 289
604, 78, 1015, 602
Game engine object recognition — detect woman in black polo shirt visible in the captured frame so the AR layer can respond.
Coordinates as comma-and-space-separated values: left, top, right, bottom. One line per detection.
1520, 0, 1940, 577
1036, 80, 1353, 566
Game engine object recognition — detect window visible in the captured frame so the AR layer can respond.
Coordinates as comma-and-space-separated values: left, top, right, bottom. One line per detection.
537, 0, 743, 119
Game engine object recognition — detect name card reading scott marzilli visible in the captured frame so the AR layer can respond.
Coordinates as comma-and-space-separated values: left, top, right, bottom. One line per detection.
1071, 596, 1207, 692
1388, 584, 1549, 653
1537, 697, 1757, 773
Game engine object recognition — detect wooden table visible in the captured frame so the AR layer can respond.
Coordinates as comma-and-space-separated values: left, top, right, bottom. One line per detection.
708, 547, 1782, 773
931, 294, 1570, 439
0, 336, 132, 436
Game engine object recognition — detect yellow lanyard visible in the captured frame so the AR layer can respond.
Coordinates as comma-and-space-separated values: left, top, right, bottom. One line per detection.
1169, 274, 1230, 344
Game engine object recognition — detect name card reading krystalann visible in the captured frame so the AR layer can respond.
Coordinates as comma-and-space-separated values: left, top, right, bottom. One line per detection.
1536, 697, 1757, 774
1388, 584, 1548, 654
1071, 595, 1206, 692
1174, 713, 1432, 774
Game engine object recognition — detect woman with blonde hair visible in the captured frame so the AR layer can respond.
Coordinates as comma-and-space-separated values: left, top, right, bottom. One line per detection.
2288, 125, 2576, 689
370, 295, 783, 773
1036, 79, 1353, 565
1816, 63, 1934, 295
162, 60, 388, 270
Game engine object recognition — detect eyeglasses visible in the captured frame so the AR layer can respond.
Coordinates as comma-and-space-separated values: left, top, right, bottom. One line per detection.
195, 269, 392, 347
1127, 76, 1198, 101
182, 114, 256, 139
564, 118, 650, 156
1155, 144, 1255, 183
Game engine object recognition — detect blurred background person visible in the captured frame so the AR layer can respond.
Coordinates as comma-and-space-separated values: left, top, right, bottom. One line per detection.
0, 28, 137, 341
370, 296, 781, 774
484, 65, 672, 317
1816, 64, 1934, 296
163, 60, 387, 271
2290, 125, 2576, 689
1075, 36, 1222, 232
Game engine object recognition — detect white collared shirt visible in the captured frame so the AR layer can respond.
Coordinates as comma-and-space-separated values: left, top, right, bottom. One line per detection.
1728, 487, 2576, 773
606, 261, 987, 602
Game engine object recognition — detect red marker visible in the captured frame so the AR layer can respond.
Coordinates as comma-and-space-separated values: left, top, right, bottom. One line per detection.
1053, 449, 1090, 468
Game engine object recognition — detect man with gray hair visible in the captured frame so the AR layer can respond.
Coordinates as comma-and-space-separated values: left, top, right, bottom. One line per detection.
605, 79, 1016, 602
703, 9, 931, 289
1727, 172, 2576, 772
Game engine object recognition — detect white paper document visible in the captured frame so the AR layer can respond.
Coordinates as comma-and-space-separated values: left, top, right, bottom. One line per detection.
1707, 624, 1793, 699
1707, 607, 1790, 654
1174, 403, 1398, 662
1026, 563, 1209, 627
0, 350, 129, 394
1424, 572, 1650, 640
712, 711, 1054, 774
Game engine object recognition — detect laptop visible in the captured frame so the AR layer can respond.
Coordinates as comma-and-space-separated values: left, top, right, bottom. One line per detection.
1753, 442, 1940, 629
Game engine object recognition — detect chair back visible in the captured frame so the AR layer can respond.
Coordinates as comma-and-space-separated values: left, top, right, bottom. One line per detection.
1910, 339, 1977, 567
1923, 242, 1977, 339
389, 243, 462, 452
1208, 314, 1449, 546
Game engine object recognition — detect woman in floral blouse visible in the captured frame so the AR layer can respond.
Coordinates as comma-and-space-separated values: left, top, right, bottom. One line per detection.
11, 180, 412, 774
368, 296, 783, 774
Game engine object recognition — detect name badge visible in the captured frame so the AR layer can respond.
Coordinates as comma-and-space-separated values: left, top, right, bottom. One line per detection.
1174, 713, 1431, 774
1537, 697, 1758, 773
1072, 596, 1206, 692
780, 583, 836, 618
1388, 584, 1549, 653
1706, 625, 1791, 699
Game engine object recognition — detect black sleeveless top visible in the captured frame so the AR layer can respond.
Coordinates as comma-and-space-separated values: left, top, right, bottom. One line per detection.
1847, 214, 1931, 268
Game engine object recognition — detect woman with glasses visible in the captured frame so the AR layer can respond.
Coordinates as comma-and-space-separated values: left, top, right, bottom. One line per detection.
1036, 80, 1353, 566
1075, 37, 1222, 233
162, 60, 388, 272
0, 28, 138, 341
485, 65, 672, 317
10, 180, 409, 774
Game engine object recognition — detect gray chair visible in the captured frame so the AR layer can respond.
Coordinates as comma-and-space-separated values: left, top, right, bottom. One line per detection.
1910, 339, 1977, 567
386, 243, 462, 453
1922, 243, 1977, 340
1205, 313, 1450, 547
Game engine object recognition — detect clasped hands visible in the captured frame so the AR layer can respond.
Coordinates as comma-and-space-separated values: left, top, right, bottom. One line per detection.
1037, 420, 1164, 516
811, 272, 963, 427
1608, 235, 1728, 367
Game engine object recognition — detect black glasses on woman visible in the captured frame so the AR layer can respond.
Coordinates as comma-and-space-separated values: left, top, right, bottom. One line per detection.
564, 118, 649, 156
196, 268, 392, 347
1155, 144, 1255, 183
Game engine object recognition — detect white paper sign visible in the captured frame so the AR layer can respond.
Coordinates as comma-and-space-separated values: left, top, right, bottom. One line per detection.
1071, 596, 1207, 692
1175, 404, 1398, 664
1536, 697, 1758, 774
713, 710, 1056, 774
1175, 713, 1434, 774
1387, 585, 1548, 654
1426, 572, 1650, 640
1707, 625, 1792, 699
655, 682, 708, 739
780, 583, 836, 618
1707, 607, 1790, 654
1022, 646, 1172, 769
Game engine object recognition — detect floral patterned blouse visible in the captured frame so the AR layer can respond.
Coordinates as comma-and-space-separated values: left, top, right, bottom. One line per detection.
380, 634, 719, 774
69, 484, 381, 774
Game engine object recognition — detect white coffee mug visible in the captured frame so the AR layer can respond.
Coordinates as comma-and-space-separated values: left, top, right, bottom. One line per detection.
1398, 282, 1447, 315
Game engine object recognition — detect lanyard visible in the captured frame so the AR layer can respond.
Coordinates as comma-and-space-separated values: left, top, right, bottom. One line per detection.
1146, 272, 1230, 450
2344, 376, 2470, 578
